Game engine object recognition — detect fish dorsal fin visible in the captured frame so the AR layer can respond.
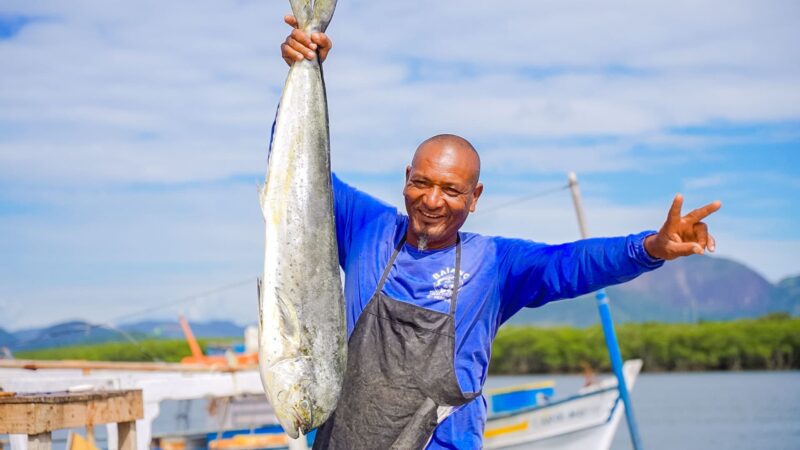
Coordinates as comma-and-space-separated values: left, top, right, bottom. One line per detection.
290, 0, 313, 29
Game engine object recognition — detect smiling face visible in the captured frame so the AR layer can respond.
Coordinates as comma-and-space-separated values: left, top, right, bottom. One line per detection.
403, 135, 483, 250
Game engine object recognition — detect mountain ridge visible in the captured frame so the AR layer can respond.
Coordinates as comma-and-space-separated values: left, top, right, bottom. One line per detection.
2, 256, 797, 351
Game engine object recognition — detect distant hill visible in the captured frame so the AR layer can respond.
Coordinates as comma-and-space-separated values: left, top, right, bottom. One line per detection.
118, 319, 245, 339
772, 275, 800, 316
0, 328, 15, 348
506, 255, 798, 326
3, 319, 246, 352
3, 256, 798, 351
7, 320, 122, 351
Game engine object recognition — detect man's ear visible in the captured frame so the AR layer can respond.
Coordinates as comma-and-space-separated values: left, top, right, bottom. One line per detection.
405, 165, 412, 182
469, 182, 484, 213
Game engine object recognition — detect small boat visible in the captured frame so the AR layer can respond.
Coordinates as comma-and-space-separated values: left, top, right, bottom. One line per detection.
484, 359, 642, 449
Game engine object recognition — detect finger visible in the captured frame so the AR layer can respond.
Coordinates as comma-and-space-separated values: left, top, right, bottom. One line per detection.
708, 234, 716, 252
685, 200, 722, 223
310, 32, 331, 49
284, 15, 299, 28
290, 28, 313, 49
313, 33, 333, 62
670, 241, 704, 258
287, 36, 315, 59
281, 43, 305, 64
693, 222, 709, 250
318, 46, 330, 63
666, 193, 684, 226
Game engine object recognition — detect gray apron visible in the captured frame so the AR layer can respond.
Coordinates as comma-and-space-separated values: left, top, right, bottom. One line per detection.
313, 233, 479, 449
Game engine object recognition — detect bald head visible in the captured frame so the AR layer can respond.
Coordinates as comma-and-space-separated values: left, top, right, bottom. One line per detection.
403, 134, 484, 250
412, 134, 481, 186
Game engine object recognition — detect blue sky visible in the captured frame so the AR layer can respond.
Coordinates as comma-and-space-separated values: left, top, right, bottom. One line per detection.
1, 0, 798, 329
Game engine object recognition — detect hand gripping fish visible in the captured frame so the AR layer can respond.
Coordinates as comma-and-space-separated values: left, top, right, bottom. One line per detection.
258, 0, 345, 439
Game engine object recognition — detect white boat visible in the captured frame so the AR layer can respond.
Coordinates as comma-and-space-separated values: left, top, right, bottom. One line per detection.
0, 358, 641, 450
484, 359, 642, 449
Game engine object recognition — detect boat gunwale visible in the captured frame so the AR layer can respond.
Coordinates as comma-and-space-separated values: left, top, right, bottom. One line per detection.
487, 384, 620, 421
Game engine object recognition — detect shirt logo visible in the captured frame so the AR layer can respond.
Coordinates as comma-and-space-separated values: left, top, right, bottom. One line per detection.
427, 267, 470, 302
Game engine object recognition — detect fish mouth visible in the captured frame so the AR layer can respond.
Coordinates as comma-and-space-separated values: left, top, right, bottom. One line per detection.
278, 416, 300, 439
293, 399, 315, 434
274, 393, 315, 439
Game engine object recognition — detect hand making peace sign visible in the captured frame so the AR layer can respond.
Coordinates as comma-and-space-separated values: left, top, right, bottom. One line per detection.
644, 194, 722, 261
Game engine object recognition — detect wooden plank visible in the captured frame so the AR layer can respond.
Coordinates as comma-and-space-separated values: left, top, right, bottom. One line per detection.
0, 391, 132, 405
0, 359, 255, 373
27, 432, 51, 450
0, 390, 143, 434
117, 421, 136, 450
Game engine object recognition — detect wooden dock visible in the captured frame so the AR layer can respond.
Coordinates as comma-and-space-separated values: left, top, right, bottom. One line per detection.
0, 390, 143, 450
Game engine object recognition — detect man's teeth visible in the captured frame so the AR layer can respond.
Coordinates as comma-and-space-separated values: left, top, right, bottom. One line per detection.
421, 211, 442, 219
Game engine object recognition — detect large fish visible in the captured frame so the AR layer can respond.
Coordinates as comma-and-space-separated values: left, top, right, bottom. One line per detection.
257, 0, 345, 439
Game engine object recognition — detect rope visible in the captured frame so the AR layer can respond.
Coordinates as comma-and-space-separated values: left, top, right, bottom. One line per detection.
477, 183, 569, 215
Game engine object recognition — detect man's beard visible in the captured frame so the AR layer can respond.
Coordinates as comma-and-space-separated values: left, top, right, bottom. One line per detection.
417, 233, 429, 251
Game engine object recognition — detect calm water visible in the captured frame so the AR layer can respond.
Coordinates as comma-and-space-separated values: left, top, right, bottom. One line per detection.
17, 371, 796, 449
485, 371, 800, 450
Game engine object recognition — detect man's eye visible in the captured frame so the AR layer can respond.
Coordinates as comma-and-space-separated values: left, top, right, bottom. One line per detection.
445, 188, 461, 196
412, 180, 429, 188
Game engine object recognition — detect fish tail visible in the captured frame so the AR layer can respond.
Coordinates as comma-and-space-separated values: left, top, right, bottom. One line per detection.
289, 0, 313, 29
311, 0, 337, 33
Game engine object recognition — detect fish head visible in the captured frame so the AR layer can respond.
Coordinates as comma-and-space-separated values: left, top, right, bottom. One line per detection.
260, 356, 318, 439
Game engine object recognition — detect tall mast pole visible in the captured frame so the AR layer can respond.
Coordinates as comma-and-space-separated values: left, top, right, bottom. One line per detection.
567, 172, 644, 450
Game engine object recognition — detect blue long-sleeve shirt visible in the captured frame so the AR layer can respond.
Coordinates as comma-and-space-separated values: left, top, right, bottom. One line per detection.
331, 174, 663, 449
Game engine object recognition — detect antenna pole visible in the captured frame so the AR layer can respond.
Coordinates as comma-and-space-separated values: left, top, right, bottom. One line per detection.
567, 172, 644, 450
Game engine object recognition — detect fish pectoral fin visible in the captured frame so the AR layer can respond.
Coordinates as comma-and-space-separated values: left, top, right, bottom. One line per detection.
290, 0, 313, 28
275, 287, 301, 342
311, 0, 337, 33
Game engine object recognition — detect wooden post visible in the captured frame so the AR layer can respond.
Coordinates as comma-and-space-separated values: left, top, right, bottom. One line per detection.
26, 433, 51, 450
85, 426, 96, 448
117, 421, 137, 450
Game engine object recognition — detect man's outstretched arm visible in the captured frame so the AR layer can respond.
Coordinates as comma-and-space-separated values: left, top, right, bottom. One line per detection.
499, 195, 721, 320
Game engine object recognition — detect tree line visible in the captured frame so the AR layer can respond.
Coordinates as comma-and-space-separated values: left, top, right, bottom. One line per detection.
490, 314, 799, 373
15, 315, 799, 373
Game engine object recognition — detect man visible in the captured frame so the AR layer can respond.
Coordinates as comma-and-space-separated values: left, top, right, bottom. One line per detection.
276, 16, 721, 449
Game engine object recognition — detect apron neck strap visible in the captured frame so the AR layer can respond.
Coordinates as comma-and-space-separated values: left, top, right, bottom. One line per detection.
450, 234, 462, 316
376, 232, 462, 317
375, 234, 407, 293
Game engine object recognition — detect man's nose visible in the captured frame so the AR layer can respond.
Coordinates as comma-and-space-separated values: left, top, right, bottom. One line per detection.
423, 187, 445, 209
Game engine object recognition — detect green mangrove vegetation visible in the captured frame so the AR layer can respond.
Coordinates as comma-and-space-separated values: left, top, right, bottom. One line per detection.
13, 316, 799, 373
490, 314, 799, 373
14, 339, 214, 363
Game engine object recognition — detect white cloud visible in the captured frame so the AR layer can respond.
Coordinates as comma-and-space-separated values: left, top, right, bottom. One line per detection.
2, 0, 799, 184
0, 0, 798, 328
684, 174, 726, 190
